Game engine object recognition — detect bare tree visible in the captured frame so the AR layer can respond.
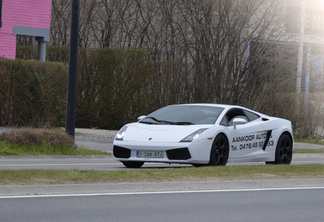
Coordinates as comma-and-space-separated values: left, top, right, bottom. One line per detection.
49, 0, 296, 112
90, 0, 120, 48
51, 0, 72, 46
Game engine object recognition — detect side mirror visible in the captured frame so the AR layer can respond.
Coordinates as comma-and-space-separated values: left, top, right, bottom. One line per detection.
233, 118, 247, 129
137, 115, 146, 121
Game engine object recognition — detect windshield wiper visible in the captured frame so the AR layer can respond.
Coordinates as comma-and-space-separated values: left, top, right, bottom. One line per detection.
139, 121, 159, 125
142, 117, 173, 124
142, 117, 194, 125
175, 122, 194, 125
139, 117, 162, 124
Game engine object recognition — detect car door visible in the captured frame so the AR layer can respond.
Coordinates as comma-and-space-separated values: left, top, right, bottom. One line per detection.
221, 108, 269, 160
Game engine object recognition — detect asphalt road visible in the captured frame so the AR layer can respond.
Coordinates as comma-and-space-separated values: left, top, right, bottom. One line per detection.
1, 188, 324, 222
0, 153, 324, 170
0, 127, 324, 171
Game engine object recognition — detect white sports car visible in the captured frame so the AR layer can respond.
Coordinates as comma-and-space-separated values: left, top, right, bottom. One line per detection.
113, 104, 293, 168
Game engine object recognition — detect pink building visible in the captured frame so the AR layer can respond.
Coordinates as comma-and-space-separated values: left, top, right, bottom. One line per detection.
0, 0, 52, 61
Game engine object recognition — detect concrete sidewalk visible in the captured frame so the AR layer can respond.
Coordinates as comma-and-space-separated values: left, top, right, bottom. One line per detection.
294, 142, 324, 150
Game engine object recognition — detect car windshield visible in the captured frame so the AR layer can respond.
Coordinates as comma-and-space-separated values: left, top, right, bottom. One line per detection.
140, 105, 224, 125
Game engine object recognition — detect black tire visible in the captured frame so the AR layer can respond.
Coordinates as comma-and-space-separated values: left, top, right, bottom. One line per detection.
121, 161, 144, 168
208, 134, 229, 166
272, 133, 293, 165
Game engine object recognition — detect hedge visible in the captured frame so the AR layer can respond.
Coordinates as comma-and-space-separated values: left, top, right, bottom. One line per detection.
7, 46, 323, 137
2, 47, 178, 129
0, 58, 67, 127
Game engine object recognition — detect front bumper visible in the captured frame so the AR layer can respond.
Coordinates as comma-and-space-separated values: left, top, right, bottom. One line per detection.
114, 145, 192, 161
113, 139, 213, 164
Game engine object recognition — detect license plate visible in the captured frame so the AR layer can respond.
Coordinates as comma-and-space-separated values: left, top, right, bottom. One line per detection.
136, 151, 164, 158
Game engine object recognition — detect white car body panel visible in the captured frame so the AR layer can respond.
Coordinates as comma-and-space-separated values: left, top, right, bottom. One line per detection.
113, 104, 293, 166
122, 124, 211, 143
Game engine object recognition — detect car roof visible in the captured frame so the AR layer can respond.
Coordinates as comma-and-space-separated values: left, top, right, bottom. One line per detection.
169, 103, 243, 109
168, 103, 266, 116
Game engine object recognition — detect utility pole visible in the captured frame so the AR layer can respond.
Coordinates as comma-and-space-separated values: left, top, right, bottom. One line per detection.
66, 0, 80, 140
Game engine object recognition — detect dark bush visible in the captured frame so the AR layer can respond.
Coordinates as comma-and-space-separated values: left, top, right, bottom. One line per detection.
0, 58, 68, 127
13, 46, 313, 136
7, 47, 179, 129
76, 48, 164, 129
0, 128, 75, 147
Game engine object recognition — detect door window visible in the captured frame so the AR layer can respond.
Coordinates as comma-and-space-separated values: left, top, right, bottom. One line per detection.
220, 108, 259, 126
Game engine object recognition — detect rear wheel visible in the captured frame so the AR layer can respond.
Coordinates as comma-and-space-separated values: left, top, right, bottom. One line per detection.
121, 161, 144, 168
209, 134, 229, 166
275, 133, 293, 164
267, 133, 292, 165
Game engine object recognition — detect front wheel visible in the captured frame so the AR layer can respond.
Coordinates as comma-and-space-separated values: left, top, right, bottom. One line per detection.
121, 161, 144, 168
209, 134, 229, 166
267, 133, 293, 165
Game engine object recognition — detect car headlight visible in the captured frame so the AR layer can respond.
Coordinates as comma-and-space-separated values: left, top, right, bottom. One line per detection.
180, 128, 208, 142
115, 126, 128, 141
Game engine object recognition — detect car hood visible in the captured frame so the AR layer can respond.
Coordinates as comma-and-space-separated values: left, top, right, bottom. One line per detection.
122, 123, 212, 143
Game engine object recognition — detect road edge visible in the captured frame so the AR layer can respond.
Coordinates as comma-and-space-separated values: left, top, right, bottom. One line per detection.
1, 178, 324, 197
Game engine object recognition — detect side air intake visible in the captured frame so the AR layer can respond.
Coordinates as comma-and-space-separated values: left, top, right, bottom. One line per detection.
113, 146, 131, 158
166, 148, 191, 160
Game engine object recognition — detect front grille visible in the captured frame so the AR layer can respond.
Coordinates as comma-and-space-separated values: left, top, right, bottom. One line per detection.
166, 148, 191, 160
113, 146, 131, 158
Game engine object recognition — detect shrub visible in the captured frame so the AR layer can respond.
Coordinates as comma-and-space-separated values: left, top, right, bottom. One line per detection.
0, 58, 68, 127
0, 128, 75, 147
13, 46, 323, 138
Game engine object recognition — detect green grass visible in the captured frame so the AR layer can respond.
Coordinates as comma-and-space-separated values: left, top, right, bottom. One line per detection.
0, 141, 109, 155
0, 164, 323, 185
294, 149, 324, 153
